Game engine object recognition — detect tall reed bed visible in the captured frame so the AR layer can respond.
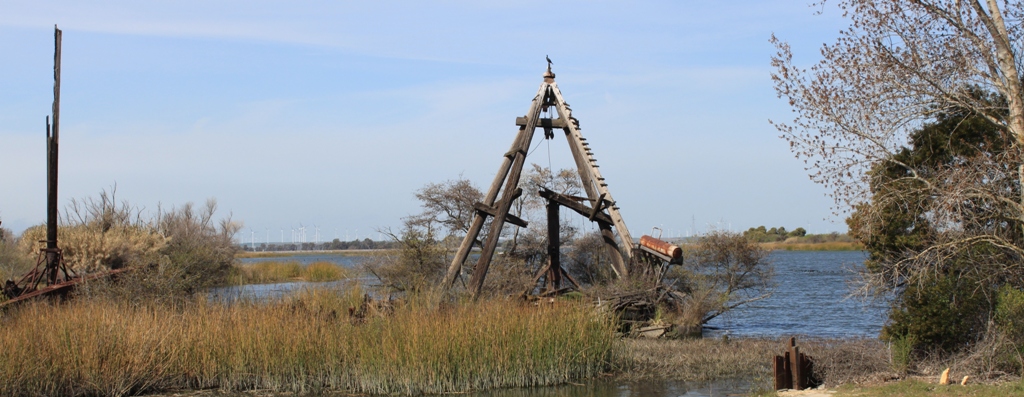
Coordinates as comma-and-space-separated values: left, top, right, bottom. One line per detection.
228, 260, 351, 284
0, 289, 614, 396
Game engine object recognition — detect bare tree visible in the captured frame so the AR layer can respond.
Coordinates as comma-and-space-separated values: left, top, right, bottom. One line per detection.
680, 230, 774, 325
772, 1, 1024, 291
414, 177, 483, 239
773, 1, 1024, 204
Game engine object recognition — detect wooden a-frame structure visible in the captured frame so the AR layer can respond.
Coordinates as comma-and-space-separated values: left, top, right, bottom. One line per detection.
442, 63, 634, 297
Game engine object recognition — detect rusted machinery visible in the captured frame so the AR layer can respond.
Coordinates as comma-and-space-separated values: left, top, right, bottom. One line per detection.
1, 26, 133, 308
639, 235, 682, 261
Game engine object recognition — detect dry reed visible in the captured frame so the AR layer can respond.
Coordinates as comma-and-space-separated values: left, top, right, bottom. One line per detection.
229, 261, 351, 285
613, 336, 894, 388
0, 288, 614, 396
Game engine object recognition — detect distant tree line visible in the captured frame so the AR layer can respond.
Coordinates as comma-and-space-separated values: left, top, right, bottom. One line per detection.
239, 239, 402, 252
741, 226, 806, 243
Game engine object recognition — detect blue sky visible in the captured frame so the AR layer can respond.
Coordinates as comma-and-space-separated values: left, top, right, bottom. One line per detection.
0, 1, 848, 241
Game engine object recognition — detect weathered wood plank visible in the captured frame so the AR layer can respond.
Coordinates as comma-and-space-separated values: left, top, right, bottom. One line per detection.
473, 202, 528, 228
515, 116, 567, 129
538, 188, 614, 225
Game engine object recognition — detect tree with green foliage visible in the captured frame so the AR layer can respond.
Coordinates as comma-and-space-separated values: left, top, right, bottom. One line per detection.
774, 1, 1024, 356
847, 106, 1024, 352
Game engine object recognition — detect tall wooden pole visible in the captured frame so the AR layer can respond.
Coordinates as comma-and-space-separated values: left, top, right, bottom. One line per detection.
545, 199, 561, 290
45, 25, 62, 280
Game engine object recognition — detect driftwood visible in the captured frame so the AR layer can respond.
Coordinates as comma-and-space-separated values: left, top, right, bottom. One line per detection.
599, 284, 693, 338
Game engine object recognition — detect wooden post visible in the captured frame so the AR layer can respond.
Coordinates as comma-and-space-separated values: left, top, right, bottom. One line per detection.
789, 337, 803, 390
773, 355, 790, 390
45, 26, 62, 283
546, 199, 561, 290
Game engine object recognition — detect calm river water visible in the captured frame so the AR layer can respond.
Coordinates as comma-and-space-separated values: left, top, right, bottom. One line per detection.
706, 250, 887, 338
220, 249, 884, 396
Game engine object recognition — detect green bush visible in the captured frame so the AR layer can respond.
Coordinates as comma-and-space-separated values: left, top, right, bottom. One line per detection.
153, 200, 241, 295
996, 286, 1024, 343
882, 269, 993, 354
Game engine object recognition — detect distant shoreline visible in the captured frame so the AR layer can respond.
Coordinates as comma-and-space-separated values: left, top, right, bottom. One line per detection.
758, 241, 863, 251
236, 249, 389, 258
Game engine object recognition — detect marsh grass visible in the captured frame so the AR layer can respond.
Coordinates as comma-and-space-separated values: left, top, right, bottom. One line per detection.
0, 288, 614, 396
303, 261, 347, 282
228, 261, 351, 285
614, 337, 894, 390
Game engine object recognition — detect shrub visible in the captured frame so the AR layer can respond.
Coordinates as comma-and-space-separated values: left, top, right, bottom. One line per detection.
18, 191, 167, 273
882, 268, 993, 354
0, 222, 33, 282
675, 230, 774, 326
12, 190, 240, 301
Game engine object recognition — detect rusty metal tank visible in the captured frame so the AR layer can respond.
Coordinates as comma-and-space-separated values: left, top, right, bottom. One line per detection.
639, 235, 682, 259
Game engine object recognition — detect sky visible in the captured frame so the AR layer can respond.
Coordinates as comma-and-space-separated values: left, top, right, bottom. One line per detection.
0, 1, 850, 242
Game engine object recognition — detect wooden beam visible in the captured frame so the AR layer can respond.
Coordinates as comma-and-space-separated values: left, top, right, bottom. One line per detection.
473, 202, 528, 228
515, 116, 567, 129
546, 199, 561, 290
538, 188, 614, 225
467, 86, 550, 298
442, 84, 548, 289
588, 192, 607, 221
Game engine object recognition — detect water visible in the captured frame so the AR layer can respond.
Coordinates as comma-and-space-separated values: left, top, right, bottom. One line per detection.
237, 252, 370, 267
211, 252, 374, 301
705, 250, 889, 338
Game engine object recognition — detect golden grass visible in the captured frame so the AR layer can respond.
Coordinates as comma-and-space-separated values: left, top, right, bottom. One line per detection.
615, 337, 893, 391
0, 289, 615, 396
303, 261, 346, 282
228, 261, 351, 285
613, 338, 778, 382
